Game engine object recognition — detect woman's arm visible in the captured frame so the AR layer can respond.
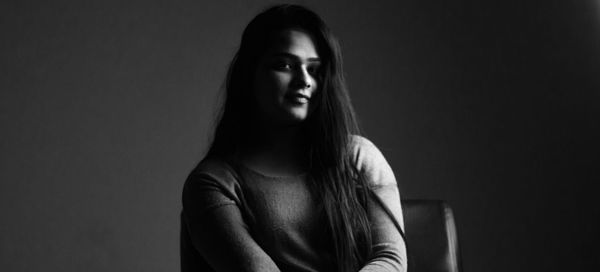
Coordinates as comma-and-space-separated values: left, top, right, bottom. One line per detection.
182, 169, 281, 272
358, 185, 407, 272
352, 136, 408, 272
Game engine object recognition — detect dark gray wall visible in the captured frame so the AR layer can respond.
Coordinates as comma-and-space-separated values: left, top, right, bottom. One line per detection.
1, 0, 598, 271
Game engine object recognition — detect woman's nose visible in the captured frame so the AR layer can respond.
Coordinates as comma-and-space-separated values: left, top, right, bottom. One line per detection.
292, 66, 312, 89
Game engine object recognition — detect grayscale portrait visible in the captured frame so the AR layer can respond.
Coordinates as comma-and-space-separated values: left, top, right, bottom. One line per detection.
1, 1, 598, 271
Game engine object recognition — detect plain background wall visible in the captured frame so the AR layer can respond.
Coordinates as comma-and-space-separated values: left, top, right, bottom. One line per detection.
1, 0, 598, 271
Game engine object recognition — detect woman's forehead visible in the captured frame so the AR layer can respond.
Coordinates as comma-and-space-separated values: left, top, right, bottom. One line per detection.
265, 29, 321, 60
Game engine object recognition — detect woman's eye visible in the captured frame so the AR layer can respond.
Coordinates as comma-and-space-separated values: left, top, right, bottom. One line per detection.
307, 66, 320, 75
273, 61, 293, 70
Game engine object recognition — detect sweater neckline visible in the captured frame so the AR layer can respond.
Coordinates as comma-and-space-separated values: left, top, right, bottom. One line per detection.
237, 163, 309, 179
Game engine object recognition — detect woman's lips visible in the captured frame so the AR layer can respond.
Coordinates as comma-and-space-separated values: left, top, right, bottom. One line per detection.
285, 92, 310, 104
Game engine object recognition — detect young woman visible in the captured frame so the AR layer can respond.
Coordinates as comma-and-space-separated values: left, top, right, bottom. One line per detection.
181, 4, 407, 272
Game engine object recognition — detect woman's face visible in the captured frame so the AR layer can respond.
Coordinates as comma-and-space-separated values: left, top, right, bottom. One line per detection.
253, 29, 321, 126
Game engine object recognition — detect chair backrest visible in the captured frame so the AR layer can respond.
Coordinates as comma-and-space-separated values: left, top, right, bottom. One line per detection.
401, 200, 462, 272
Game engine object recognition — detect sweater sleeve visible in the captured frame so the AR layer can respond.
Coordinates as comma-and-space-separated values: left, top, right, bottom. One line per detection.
182, 159, 281, 272
352, 136, 408, 272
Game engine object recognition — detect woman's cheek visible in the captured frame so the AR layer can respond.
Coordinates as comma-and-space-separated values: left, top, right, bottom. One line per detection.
272, 71, 291, 88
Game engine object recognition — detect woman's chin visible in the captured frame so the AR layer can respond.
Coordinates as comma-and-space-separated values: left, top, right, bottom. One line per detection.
273, 109, 308, 126
286, 108, 309, 121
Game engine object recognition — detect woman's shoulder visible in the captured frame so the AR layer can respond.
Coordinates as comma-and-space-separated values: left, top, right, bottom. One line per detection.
350, 135, 377, 153
350, 135, 397, 187
182, 156, 243, 215
349, 135, 385, 167
186, 156, 241, 190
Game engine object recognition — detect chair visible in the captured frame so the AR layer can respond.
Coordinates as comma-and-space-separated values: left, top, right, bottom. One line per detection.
401, 200, 462, 272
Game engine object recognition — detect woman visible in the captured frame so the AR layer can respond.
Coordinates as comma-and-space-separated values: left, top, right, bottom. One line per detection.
182, 4, 407, 272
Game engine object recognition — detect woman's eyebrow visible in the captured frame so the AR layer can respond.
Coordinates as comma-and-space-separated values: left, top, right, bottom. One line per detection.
271, 52, 321, 63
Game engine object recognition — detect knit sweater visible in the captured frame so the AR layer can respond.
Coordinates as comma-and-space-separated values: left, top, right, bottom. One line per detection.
181, 136, 406, 272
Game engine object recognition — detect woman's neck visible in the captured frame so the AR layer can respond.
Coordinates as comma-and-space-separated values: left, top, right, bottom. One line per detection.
240, 123, 309, 176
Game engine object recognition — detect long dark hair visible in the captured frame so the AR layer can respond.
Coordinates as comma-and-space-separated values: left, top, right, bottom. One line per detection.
206, 4, 372, 271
